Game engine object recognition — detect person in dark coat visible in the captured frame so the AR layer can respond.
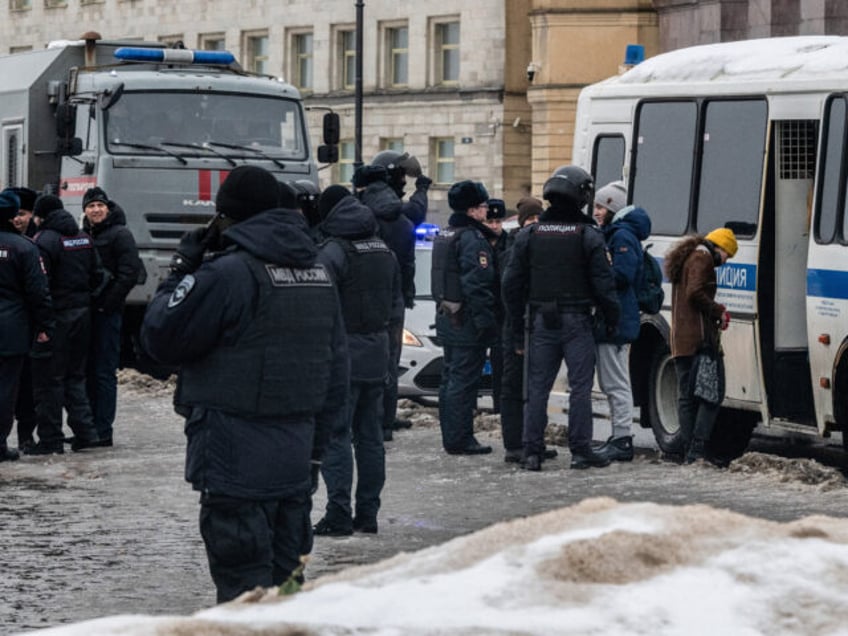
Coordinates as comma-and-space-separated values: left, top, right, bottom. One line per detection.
355, 164, 416, 442
25, 194, 101, 455
0, 189, 54, 460
8, 186, 40, 451
431, 180, 498, 455
503, 167, 620, 471
482, 198, 510, 415
312, 185, 402, 536
370, 150, 432, 227
590, 181, 653, 462
141, 166, 349, 603
82, 187, 142, 447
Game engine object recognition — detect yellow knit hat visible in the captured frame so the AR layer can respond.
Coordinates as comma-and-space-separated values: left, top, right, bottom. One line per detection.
705, 228, 738, 258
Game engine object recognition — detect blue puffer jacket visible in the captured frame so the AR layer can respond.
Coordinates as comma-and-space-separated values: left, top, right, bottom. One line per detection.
595, 206, 652, 345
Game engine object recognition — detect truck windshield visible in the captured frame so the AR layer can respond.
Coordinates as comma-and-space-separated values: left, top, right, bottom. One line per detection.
104, 91, 307, 159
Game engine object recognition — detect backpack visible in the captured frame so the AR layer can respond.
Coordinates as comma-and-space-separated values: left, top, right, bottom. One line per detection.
637, 243, 664, 314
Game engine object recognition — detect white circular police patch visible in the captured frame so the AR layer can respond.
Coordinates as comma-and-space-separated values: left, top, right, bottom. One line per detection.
168, 274, 196, 308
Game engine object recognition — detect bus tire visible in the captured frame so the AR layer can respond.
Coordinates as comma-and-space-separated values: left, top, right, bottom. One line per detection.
647, 344, 684, 456
708, 409, 757, 463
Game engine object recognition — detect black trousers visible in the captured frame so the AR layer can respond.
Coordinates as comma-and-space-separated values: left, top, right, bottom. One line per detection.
199, 492, 313, 604
15, 356, 36, 444
1, 355, 25, 448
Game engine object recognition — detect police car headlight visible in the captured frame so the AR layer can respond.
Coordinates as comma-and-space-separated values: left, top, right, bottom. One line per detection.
402, 329, 423, 347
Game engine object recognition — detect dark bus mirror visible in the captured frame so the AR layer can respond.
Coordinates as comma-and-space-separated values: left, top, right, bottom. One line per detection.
317, 144, 339, 164
322, 112, 340, 145
99, 82, 125, 111
56, 103, 77, 139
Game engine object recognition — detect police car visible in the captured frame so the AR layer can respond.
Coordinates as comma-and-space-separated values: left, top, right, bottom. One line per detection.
397, 224, 493, 402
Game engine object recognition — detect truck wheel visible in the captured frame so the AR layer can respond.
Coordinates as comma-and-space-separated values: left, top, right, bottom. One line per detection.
647, 344, 684, 455
708, 409, 757, 463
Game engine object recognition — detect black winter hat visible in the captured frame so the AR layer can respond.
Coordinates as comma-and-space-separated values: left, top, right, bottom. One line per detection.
0, 188, 20, 221
317, 184, 351, 221
216, 166, 280, 221
33, 194, 65, 219
447, 180, 489, 212
486, 198, 506, 220
82, 187, 110, 209
351, 164, 388, 189
10, 187, 37, 211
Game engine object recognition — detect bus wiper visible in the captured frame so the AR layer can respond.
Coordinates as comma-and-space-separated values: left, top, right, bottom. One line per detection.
160, 141, 237, 167
109, 141, 188, 165
205, 140, 286, 169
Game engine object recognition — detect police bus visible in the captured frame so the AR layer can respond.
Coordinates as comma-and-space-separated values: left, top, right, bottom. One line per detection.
572, 36, 848, 458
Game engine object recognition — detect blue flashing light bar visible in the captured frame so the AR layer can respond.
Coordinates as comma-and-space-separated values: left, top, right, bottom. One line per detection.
624, 44, 645, 66
415, 223, 440, 240
114, 47, 236, 66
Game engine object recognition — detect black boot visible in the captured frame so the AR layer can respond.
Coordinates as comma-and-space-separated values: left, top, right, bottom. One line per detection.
685, 438, 706, 464
0, 445, 20, 462
570, 447, 611, 469
597, 435, 634, 462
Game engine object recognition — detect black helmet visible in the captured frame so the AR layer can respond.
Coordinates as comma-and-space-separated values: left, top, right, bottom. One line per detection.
543, 166, 594, 210
371, 150, 409, 175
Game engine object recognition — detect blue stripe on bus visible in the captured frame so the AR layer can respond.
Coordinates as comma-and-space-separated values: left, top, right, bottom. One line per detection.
807, 268, 848, 300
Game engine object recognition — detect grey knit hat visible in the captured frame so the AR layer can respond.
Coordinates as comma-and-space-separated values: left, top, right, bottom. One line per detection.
593, 180, 627, 214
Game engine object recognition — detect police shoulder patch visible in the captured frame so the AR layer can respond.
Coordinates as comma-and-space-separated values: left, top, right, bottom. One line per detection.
168, 274, 196, 308
478, 251, 489, 268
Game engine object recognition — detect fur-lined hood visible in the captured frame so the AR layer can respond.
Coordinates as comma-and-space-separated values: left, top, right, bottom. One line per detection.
664, 234, 720, 284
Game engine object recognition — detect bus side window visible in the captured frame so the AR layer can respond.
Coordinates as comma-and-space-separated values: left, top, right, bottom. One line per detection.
817, 96, 846, 244
593, 135, 625, 190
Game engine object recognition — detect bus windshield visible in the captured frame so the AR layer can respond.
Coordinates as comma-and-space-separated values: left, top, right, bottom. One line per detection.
104, 91, 307, 159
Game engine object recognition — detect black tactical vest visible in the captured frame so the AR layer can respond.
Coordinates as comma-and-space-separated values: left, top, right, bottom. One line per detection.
40, 230, 97, 309
176, 252, 338, 418
431, 226, 468, 303
528, 222, 591, 304
334, 237, 396, 334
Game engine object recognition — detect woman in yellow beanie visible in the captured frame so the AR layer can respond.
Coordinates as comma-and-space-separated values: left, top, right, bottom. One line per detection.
663, 227, 736, 465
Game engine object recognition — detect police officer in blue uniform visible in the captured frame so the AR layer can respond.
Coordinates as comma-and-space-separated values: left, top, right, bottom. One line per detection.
312, 185, 402, 536
26, 194, 101, 455
503, 167, 620, 471
431, 180, 498, 455
0, 189, 53, 461
141, 166, 349, 603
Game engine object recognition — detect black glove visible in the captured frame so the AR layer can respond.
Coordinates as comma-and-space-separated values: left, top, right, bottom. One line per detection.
415, 175, 433, 190
170, 227, 209, 275
309, 461, 321, 496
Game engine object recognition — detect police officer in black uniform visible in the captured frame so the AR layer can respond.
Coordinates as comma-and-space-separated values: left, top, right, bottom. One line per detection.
312, 185, 402, 536
141, 166, 349, 603
483, 198, 509, 415
370, 150, 432, 228
355, 164, 416, 442
432, 180, 498, 455
0, 189, 53, 460
503, 167, 620, 471
26, 194, 101, 455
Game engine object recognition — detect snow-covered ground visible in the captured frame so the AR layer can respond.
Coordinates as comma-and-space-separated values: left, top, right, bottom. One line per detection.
32, 497, 848, 636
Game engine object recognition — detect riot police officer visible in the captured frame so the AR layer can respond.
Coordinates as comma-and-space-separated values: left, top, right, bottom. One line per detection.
0, 189, 53, 460
370, 150, 432, 227
312, 185, 402, 536
141, 166, 349, 603
431, 180, 498, 455
503, 167, 620, 471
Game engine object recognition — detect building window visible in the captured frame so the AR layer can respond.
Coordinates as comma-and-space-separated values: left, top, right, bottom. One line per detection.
385, 25, 408, 87
432, 19, 459, 85
159, 34, 185, 48
291, 32, 314, 91
10, 45, 33, 53
338, 140, 355, 185
199, 33, 226, 51
10, 0, 31, 10
432, 137, 455, 184
244, 32, 269, 74
45, 0, 67, 8
80, 0, 104, 4
336, 28, 356, 90
381, 138, 404, 153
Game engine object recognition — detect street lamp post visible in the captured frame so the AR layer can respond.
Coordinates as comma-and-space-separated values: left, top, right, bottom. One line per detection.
354, 0, 364, 169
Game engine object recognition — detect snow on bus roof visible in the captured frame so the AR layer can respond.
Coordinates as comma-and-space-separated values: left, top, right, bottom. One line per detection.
619, 36, 848, 84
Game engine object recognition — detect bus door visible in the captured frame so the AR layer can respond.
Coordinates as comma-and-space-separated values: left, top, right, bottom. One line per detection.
759, 118, 817, 425
806, 95, 848, 434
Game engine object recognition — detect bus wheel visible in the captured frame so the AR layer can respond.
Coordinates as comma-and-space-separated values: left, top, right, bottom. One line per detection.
708, 409, 757, 464
647, 344, 684, 456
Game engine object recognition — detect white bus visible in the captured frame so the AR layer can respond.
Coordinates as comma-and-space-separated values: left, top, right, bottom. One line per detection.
572, 36, 848, 459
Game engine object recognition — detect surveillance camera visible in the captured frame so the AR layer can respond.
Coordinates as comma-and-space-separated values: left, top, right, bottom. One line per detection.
526, 63, 535, 83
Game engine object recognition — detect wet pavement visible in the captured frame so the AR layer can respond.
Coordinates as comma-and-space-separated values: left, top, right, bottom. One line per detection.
2, 385, 848, 633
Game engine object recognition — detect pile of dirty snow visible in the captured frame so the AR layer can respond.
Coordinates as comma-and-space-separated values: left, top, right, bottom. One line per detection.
36, 497, 848, 636
116, 369, 176, 398
730, 451, 847, 491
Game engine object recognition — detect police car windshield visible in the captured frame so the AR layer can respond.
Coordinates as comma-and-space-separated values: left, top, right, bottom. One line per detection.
104, 91, 307, 160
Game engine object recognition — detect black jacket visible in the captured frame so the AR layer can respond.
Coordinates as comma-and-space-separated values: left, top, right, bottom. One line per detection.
358, 180, 416, 309
34, 209, 100, 311
0, 225, 54, 355
141, 208, 349, 499
317, 195, 403, 384
83, 204, 141, 314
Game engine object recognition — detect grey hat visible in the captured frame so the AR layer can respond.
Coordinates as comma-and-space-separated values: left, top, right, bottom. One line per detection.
594, 181, 627, 214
